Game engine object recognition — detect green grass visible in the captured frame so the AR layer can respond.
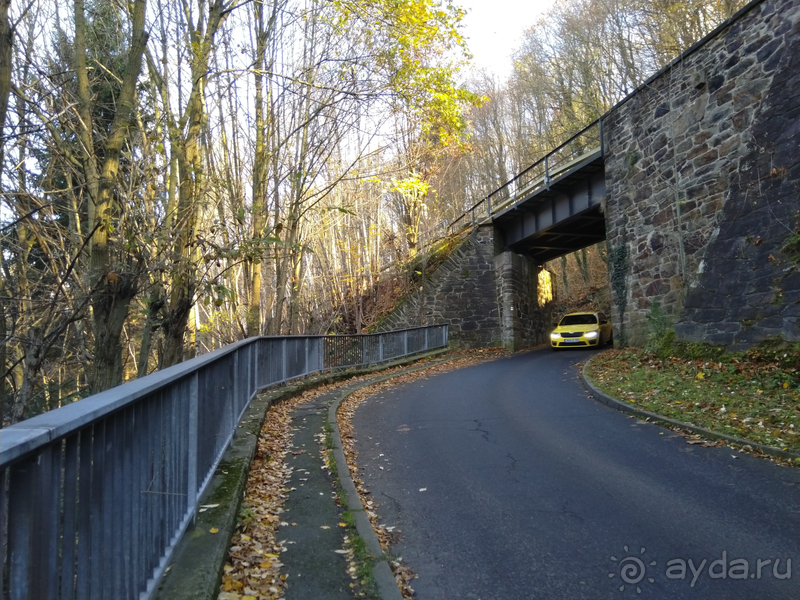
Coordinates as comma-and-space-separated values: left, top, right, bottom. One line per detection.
322, 419, 379, 598
586, 346, 800, 455
340, 509, 356, 528
347, 534, 377, 594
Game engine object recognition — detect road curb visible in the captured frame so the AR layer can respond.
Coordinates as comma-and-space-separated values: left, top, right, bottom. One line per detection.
324, 352, 489, 599
327, 389, 402, 600
580, 356, 800, 461
155, 348, 452, 600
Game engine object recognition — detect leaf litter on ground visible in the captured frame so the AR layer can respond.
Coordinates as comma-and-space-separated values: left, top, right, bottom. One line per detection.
336, 348, 508, 598
219, 348, 507, 600
585, 348, 800, 464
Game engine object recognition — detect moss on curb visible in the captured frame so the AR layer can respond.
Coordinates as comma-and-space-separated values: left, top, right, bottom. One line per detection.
154, 347, 451, 600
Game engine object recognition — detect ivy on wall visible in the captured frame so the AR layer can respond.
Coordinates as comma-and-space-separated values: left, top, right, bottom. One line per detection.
609, 242, 629, 346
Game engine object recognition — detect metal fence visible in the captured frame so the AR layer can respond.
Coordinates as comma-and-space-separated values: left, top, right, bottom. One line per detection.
0, 325, 448, 600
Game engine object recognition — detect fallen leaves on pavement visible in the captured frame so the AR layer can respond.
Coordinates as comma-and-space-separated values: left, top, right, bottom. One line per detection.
219, 379, 369, 600
219, 349, 506, 600
336, 348, 507, 598
586, 348, 800, 461
218, 388, 315, 600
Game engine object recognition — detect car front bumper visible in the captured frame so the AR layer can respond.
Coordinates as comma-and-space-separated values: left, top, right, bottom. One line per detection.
550, 336, 600, 348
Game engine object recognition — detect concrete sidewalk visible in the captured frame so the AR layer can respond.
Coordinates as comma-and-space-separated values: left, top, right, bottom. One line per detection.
156, 349, 452, 600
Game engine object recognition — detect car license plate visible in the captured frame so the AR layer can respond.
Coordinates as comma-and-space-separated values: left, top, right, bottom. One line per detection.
563, 338, 581, 343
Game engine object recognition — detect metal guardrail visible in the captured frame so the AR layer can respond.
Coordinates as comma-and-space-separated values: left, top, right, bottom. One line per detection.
448, 120, 604, 234
0, 325, 448, 600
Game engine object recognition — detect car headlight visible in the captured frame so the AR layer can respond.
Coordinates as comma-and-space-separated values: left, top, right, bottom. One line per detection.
550, 332, 560, 340
585, 330, 598, 339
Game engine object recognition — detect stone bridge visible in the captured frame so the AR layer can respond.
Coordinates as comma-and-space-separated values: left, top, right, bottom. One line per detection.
380, 0, 799, 351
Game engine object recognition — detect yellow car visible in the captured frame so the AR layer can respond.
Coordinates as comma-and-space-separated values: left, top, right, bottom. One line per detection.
550, 312, 612, 349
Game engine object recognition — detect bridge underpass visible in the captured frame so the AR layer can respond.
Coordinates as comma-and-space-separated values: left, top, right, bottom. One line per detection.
382, 122, 612, 351
492, 156, 606, 264
391, 0, 799, 351
450, 121, 608, 265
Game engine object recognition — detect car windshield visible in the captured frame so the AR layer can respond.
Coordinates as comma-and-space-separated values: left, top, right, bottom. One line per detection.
559, 314, 598, 326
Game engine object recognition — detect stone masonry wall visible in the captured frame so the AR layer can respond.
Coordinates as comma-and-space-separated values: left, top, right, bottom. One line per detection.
378, 226, 502, 348
494, 252, 555, 350
603, 0, 799, 347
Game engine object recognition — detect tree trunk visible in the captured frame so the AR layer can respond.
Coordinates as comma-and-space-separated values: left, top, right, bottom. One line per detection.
137, 289, 164, 377
248, 0, 269, 337
90, 276, 139, 392
0, 0, 11, 153
0, 0, 10, 426
160, 294, 193, 368
0, 281, 6, 427
11, 326, 44, 423
74, 0, 150, 393
160, 0, 231, 366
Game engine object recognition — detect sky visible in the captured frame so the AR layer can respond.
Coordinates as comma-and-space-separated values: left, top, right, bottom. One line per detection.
455, 0, 558, 80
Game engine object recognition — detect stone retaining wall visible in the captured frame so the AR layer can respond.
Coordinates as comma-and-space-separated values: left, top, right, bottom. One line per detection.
378, 226, 553, 349
603, 0, 799, 347
494, 252, 554, 350
378, 226, 502, 348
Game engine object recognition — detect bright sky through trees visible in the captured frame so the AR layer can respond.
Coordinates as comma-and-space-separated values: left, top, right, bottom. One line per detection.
457, 0, 558, 79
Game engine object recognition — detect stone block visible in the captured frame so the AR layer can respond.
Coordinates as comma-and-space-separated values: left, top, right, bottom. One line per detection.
756, 37, 782, 62
674, 322, 706, 340
692, 308, 728, 323
704, 332, 736, 345
780, 290, 800, 305
652, 207, 674, 227
688, 143, 710, 161
732, 109, 753, 131
757, 315, 788, 329
782, 322, 800, 342
730, 330, 762, 349
746, 291, 776, 307
709, 321, 743, 335
708, 108, 732, 125
644, 279, 671, 297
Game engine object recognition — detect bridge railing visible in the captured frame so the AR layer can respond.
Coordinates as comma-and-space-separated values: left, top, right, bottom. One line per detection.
448, 120, 604, 234
0, 325, 448, 600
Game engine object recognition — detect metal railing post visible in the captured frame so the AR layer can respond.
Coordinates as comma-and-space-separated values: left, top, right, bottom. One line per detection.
231, 352, 239, 444
599, 118, 605, 157
253, 340, 260, 390
187, 372, 199, 522
545, 155, 550, 190
245, 344, 252, 399
378, 334, 384, 362
403, 329, 408, 356
8, 456, 35, 598
282, 338, 287, 382
425, 327, 429, 350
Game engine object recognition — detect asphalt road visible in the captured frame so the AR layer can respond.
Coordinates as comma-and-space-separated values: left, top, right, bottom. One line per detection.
351, 348, 800, 600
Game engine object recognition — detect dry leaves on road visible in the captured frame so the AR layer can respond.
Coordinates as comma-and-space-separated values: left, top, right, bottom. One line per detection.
336, 348, 507, 598
219, 349, 505, 600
